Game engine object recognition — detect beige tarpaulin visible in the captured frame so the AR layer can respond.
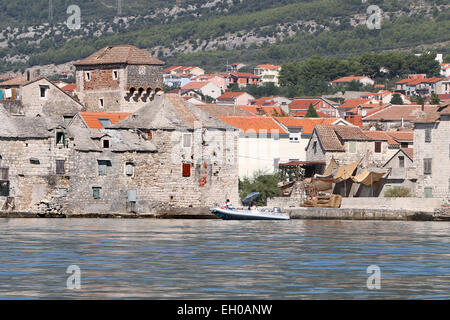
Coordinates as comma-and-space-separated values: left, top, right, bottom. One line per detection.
352, 168, 387, 185
333, 159, 362, 182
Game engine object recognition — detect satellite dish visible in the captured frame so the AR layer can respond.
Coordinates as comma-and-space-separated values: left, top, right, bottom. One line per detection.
362, 110, 367, 117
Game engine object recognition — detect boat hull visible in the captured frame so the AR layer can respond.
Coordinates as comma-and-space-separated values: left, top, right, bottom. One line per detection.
210, 207, 290, 221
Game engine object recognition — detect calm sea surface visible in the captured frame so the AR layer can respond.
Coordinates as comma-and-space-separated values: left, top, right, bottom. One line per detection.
0, 218, 449, 299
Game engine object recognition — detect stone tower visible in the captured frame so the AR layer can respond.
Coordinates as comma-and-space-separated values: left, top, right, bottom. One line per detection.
74, 45, 164, 113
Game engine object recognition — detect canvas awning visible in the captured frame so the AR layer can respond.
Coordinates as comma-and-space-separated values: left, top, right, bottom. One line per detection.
352, 168, 387, 185
315, 159, 361, 183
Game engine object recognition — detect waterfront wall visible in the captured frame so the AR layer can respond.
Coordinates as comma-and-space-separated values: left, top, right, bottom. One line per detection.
340, 197, 443, 212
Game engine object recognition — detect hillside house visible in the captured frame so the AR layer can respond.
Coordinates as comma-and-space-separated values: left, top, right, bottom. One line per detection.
229, 72, 261, 88
217, 92, 255, 106
329, 76, 375, 87
181, 81, 222, 100
254, 64, 281, 87
289, 97, 340, 117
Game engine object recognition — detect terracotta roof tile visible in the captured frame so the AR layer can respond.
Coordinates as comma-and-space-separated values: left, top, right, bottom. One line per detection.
218, 92, 248, 99
80, 112, 132, 129
0, 76, 28, 86
74, 45, 163, 66
314, 125, 369, 152
218, 116, 287, 134
363, 105, 441, 122
274, 117, 341, 134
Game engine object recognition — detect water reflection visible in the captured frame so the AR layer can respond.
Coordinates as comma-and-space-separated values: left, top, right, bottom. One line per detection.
0, 219, 449, 299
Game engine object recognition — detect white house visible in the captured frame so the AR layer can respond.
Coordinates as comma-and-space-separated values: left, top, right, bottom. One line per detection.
181, 81, 222, 100
254, 64, 282, 87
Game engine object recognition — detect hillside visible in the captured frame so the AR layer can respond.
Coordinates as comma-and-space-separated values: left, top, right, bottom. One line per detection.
0, 0, 449, 74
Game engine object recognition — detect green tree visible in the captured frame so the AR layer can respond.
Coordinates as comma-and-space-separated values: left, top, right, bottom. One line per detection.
385, 187, 411, 198
430, 93, 440, 105
239, 171, 281, 206
390, 93, 403, 105
305, 103, 319, 117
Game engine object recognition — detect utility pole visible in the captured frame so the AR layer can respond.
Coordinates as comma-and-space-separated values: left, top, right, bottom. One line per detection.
118, 0, 122, 15
49, 0, 53, 22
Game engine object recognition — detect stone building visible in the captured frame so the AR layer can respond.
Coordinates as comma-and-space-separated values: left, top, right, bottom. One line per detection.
74, 45, 164, 113
413, 104, 450, 199
56, 93, 239, 214
0, 107, 71, 212
0, 75, 83, 120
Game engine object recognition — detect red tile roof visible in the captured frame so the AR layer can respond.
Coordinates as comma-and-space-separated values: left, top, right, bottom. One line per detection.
363, 131, 399, 146
331, 76, 370, 83
80, 112, 132, 129
0, 76, 28, 86
218, 92, 249, 99
402, 148, 414, 160
313, 125, 369, 151
256, 64, 281, 70
181, 81, 210, 90
274, 117, 341, 134
218, 117, 288, 134
61, 83, 76, 92
230, 72, 260, 79
363, 105, 441, 121
74, 45, 163, 66
238, 105, 283, 116
289, 99, 320, 109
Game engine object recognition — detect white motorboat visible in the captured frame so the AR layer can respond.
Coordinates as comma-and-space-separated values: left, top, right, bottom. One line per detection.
210, 207, 290, 221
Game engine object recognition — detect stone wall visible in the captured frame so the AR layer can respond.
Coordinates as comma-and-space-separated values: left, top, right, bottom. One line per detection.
62, 128, 239, 215
414, 118, 450, 199
21, 78, 82, 117
0, 135, 70, 212
76, 64, 163, 113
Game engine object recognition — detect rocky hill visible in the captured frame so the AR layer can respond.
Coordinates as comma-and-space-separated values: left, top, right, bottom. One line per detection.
0, 0, 448, 76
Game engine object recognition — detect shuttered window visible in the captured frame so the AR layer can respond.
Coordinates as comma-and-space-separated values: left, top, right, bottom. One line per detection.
374, 141, 382, 153
98, 160, 111, 176
56, 160, 65, 175
349, 141, 356, 153
182, 163, 191, 177
126, 162, 134, 176
424, 158, 432, 175
92, 187, 101, 199
425, 128, 431, 143
0, 167, 8, 180
424, 188, 433, 198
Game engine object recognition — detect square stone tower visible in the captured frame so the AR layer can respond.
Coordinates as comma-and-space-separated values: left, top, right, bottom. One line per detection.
74, 45, 164, 113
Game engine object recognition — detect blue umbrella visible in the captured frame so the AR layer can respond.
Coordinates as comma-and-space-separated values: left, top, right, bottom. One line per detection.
242, 192, 261, 205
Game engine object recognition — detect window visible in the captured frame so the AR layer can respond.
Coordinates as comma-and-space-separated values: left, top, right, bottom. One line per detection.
401, 142, 408, 148
92, 187, 101, 199
99, 119, 112, 128
30, 158, 40, 165
56, 132, 65, 145
0, 181, 9, 197
59, 188, 68, 197
374, 141, 382, 153
399, 156, 405, 168
56, 160, 65, 175
424, 187, 433, 198
112, 70, 118, 80
274, 158, 280, 171
424, 158, 432, 175
103, 140, 110, 149
98, 160, 111, 176
313, 141, 317, 154
183, 134, 192, 148
99, 98, 104, 108
126, 162, 134, 176
349, 141, 356, 153
40, 86, 48, 98
85, 72, 91, 82
182, 163, 191, 177
289, 131, 300, 143
425, 128, 431, 143
138, 66, 146, 75
0, 167, 8, 180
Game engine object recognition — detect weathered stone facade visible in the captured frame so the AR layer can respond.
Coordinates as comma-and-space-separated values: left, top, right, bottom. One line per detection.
74, 45, 164, 113
1, 93, 239, 215
414, 111, 450, 199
